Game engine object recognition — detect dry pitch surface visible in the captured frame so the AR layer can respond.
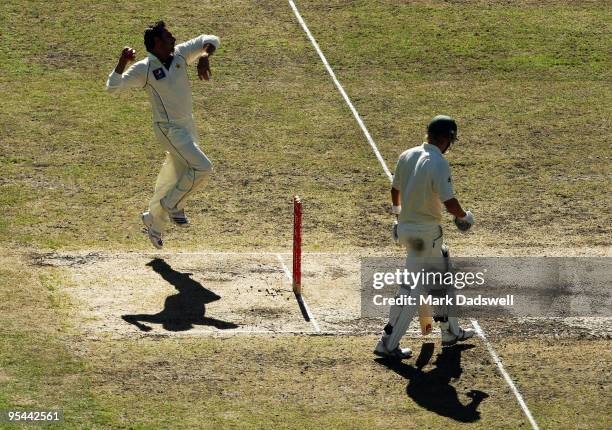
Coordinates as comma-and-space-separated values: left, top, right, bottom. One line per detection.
2, 247, 611, 429
25, 248, 612, 339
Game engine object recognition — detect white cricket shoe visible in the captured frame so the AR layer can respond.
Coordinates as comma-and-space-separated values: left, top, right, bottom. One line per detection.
141, 212, 163, 249
160, 197, 189, 227
373, 338, 413, 360
440, 321, 475, 346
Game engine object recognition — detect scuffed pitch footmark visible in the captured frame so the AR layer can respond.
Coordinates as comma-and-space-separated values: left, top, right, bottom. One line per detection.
249, 264, 284, 274
28, 251, 106, 267
241, 306, 286, 318
325, 265, 350, 280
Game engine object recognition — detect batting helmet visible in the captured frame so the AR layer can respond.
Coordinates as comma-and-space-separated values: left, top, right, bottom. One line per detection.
427, 115, 458, 140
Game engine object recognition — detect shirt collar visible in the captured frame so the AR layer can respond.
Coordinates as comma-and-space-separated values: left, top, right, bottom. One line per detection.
423, 142, 443, 156
147, 52, 174, 61
147, 52, 175, 69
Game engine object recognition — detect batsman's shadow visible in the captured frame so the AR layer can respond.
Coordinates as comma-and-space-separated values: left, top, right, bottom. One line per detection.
122, 258, 238, 332
376, 343, 489, 422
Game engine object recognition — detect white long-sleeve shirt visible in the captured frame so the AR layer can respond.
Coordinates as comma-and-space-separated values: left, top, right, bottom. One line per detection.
106, 34, 220, 122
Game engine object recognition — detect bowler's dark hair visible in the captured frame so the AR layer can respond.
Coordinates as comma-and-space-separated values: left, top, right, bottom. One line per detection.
144, 21, 166, 52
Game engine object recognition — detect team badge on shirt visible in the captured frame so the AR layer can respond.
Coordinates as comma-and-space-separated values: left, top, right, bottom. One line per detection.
153, 68, 166, 80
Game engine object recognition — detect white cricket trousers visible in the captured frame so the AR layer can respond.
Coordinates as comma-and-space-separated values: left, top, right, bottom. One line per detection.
147, 117, 213, 233
385, 223, 446, 350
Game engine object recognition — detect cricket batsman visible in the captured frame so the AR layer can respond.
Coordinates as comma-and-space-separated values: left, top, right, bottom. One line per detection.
106, 21, 220, 249
374, 115, 476, 360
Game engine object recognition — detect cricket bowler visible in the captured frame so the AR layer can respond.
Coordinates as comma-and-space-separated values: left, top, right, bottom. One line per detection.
106, 21, 219, 249
374, 115, 476, 360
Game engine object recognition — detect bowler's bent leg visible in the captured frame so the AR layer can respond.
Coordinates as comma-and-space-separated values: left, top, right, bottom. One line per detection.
155, 122, 213, 210
146, 151, 187, 233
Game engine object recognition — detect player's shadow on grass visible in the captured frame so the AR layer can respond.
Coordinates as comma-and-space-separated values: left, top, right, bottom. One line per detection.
376, 343, 488, 422
122, 258, 238, 332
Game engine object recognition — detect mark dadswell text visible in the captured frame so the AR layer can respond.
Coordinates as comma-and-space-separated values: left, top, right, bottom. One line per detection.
424, 294, 514, 306
372, 294, 515, 307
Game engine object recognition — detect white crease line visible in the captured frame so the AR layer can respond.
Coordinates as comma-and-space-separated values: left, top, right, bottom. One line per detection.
59, 251, 363, 257
471, 320, 540, 430
123, 328, 376, 337
157, 329, 314, 336
275, 253, 321, 332
288, 0, 392, 181
276, 253, 293, 279
110, 251, 292, 257
29, 250, 411, 259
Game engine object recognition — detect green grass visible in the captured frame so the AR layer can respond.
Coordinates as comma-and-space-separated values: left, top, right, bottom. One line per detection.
0, 257, 100, 427
0, 0, 609, 251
